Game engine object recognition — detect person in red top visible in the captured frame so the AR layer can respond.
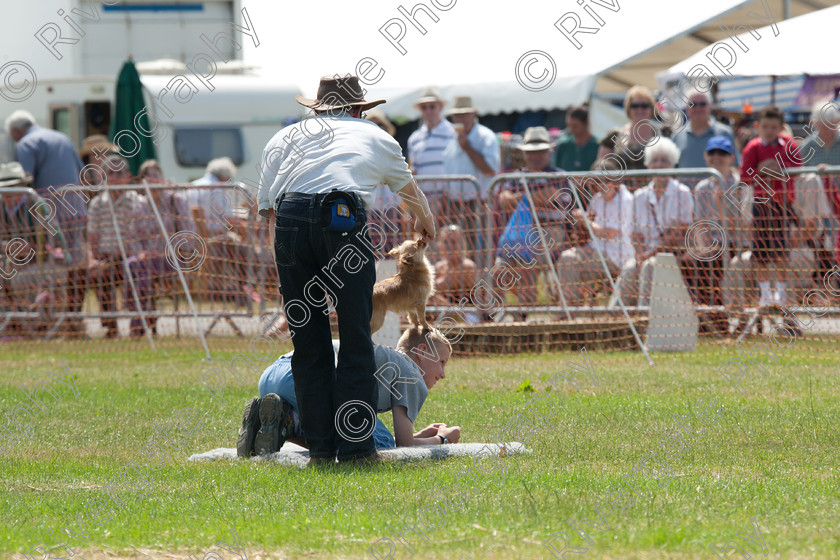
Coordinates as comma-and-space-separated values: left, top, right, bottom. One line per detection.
739, 106, 802, 307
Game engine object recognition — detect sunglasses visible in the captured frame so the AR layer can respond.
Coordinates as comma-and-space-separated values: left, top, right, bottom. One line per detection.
419, 104, 439, 111
691, 101, 709, 107
629, 102, 651, 110
706, 149, 730, 156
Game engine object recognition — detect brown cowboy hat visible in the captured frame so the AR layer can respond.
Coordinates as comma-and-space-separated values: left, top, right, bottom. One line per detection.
296, 75, 386, 112
79, 134, 119, 159
0, 162, 33, 188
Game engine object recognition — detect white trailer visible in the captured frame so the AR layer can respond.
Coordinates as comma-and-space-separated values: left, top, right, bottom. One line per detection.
0, 64, 304, 184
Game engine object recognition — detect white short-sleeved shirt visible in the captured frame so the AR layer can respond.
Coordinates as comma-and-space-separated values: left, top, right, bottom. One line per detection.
408, 120, 456, 177
257, 114, 413, 217
588, 184, 634, 269
633, 178, 694, 254
442, 121, 501, 200
331, 341, 428, 423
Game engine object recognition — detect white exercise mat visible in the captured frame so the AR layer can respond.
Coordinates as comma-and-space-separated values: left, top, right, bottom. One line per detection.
189, 442, 529, 468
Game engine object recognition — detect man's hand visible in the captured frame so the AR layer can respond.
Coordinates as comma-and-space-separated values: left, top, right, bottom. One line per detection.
456, 127, 470, 150
439, 425, 461, 443
415, 214, 436, 242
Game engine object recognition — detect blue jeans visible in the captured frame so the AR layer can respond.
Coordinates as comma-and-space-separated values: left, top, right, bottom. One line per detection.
258, 353, 395, 450
274, 191, 378, 460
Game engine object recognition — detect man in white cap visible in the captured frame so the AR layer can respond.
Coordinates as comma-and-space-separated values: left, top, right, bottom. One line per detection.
257, 75, 435, 467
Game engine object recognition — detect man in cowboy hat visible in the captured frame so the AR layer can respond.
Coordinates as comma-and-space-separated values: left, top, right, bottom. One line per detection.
256, 75, 436, 466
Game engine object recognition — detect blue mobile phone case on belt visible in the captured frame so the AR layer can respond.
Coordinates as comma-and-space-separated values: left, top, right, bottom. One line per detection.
321, 191, 356, 232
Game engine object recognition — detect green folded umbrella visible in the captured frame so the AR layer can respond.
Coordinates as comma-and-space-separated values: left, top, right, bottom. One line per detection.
110, 59, 157, 176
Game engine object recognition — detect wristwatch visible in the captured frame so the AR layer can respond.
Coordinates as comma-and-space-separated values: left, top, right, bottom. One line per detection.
437, 435, 449, 444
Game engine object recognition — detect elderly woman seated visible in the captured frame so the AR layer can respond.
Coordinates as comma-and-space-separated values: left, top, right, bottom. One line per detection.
610, 138, 694, 308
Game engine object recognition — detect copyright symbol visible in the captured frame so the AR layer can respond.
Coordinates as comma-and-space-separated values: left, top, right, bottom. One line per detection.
166, 231, 207, 272
334, 400, 376, 443
515, 50, 556, 92
685, 220, 726, 261
0, 61, 37, 102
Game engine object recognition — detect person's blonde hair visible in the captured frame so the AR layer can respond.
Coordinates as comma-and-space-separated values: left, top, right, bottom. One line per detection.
623, 85, 656, 118
397, 326, 453, 358
138, 159, 163, 179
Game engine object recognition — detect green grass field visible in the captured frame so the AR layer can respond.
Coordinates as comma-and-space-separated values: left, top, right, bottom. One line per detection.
2, 337, 839, 559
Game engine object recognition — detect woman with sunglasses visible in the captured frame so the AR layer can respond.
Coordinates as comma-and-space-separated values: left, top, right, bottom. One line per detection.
613, 86, 661, 174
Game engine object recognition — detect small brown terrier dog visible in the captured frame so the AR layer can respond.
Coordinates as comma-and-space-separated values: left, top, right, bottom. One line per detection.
371, 238, 435, 333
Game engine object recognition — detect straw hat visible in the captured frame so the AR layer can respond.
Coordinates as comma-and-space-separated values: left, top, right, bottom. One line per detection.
0, 162, 33, 188
79, 134, 119, 159
414, 86, 445, 107
518, 127, 555, 152
448, 96, 478, 115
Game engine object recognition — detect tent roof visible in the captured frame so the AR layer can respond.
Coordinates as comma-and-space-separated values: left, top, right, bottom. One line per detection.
659, 2, 840, 80
243, 0, 757, 119
604, 0, 837, 93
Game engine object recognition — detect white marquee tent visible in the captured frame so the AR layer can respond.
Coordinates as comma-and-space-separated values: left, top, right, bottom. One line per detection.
243, 0, 756, 120
658, 4, 840, 82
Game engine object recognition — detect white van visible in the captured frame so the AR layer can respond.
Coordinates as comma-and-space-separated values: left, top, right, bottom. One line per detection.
0, 61, 304, 184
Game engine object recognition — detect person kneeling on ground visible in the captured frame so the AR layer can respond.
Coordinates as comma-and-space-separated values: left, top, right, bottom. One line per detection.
237, 327, 460, 458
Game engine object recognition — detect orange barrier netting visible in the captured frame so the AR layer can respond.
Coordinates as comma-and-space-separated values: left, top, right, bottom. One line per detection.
2, 171, 839, 356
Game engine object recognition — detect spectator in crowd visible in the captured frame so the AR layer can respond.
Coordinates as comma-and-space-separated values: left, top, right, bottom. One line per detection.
692, 136, 749, 333
86, 155, 151, 338
430, 225, 480, 322
611, 138, 693, 307
553, 105, 599, 172
734, 117, 758, 155
799, 99, 840, 166
739, 105, 801, 307
557, 158, 633, 306
408, 87, 456, 224
136, 159, 197, 334
799, 100, 840, 266
615, 86, 660, 171
596, 127, 622, 162
788, 172, 834, 298
443, 96, 501, 255
498, 126, 569, 247
0, 162, 68, 337
188, 156, 238, 237
495, 127, 565, 316
671, 88, 739, 169
5, 110, 88, 337
79, 134, 119, 186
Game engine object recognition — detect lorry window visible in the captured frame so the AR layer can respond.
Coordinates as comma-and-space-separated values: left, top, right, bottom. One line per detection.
174, 127, 244, 167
